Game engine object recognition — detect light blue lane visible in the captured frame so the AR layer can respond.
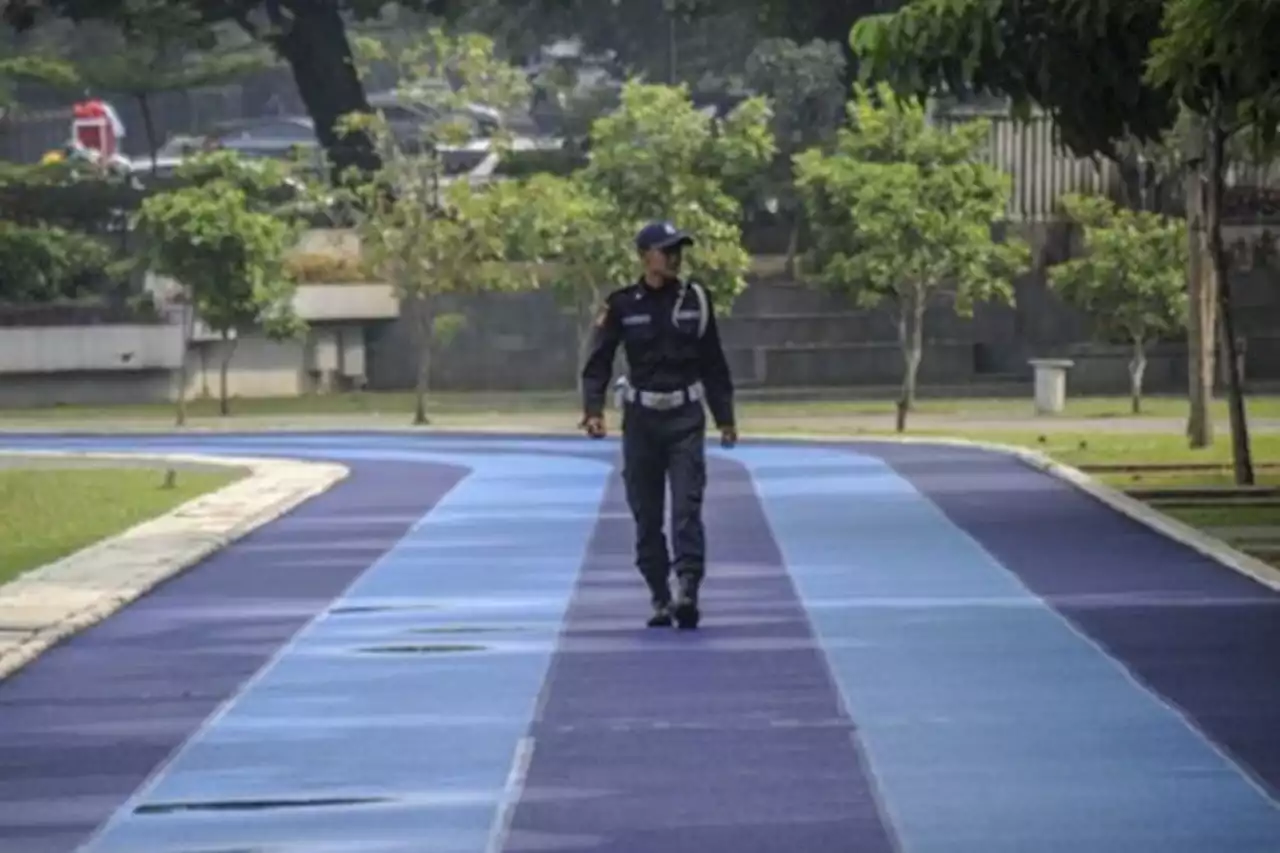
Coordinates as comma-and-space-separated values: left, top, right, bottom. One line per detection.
76, 449, 610, 853
728, 445, 1280, 853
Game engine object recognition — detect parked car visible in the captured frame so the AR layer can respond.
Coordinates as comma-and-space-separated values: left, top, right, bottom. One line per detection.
132, 108, 562, 187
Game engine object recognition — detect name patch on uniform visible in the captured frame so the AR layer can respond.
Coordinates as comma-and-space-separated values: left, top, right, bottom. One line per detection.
621, 314, 651, 326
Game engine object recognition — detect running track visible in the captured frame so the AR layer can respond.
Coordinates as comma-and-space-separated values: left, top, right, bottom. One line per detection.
1, 431, 1278, 853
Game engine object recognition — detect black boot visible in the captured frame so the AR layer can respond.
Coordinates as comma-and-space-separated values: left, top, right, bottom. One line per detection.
646, 576, 673, 628
646, 599, 673, 628
672, 574, 700, 630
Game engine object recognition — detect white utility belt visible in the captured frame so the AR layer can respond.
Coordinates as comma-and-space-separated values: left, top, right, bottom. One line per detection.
615, 379, 704, 411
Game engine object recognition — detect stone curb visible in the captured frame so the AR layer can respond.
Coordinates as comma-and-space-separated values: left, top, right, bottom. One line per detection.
760, 433, 1280, 594
0, 450, 349, 681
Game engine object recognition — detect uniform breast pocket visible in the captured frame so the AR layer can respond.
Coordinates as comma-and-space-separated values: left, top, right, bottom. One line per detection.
620, 312, 656, 341
672, 308, 704, 339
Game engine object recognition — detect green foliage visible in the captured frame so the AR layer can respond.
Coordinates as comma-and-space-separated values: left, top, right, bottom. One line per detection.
503, 172, 635, 329
335, 29, 536, 303
849, 0, 1177, 159
742, 37, 848, 263
40, 1, 273, 94
338, 167, 531, 318
794, 84, 1027, 417
0, 53, 77, 106
345, 27, 531, 171
283, 252, 374, 284
170, 148, 315, 217
431, 311, 468, 348
580, 80, 776, 306
1050, 193, 1188, 347
136, 152, 304, 340
794, 83, 1029, 315
1146, 0, 1280, 137
744, 38, 847, 154
492, 148, 588, 178
0, 160, 143, 233
0, 160, 137, 304
0, 222, 123, 303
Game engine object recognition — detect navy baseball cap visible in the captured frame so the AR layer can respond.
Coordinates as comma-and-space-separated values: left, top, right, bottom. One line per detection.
635, 221, 694, 252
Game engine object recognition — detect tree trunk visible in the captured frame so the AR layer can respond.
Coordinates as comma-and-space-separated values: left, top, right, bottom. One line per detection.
895, 290, 925, 433
137, 92, 159, 177
218, 330, 238, 417
271, 1, 380, 183
783, 206, 801, 279
174, 298, 194, 427
576, 310, 595, 395
1183, 118, 1216, 448
413, 296, 432, 426
1129, 338, 1147, 415
1205, 105, 1254, 485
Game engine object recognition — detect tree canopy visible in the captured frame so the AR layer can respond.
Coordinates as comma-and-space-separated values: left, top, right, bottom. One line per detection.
3, 0, 480, 178
1050, 193, 1187, 413
794, 83, 1028, 427
849, 0, 1176, 158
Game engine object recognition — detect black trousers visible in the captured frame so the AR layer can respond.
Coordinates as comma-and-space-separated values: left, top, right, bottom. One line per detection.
621, 400, 707, 604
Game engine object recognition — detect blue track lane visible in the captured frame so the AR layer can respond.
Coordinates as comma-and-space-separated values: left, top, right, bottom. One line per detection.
0, 433, 1278, 853
733, 444, 1280, 853
73, 450, 609, 853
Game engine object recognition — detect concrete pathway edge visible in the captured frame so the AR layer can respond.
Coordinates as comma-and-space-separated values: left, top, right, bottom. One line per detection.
845, 435, 1280, 594
0, 450, 350, 681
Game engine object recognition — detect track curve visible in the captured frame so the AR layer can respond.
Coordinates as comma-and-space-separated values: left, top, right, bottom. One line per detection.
0, 432, 1277, 853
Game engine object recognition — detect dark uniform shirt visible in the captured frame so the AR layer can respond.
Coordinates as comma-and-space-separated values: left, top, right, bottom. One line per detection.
581, 276, 735, 428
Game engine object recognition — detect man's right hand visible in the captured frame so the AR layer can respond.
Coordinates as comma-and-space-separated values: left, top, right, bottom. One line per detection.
581, 415, 606, 439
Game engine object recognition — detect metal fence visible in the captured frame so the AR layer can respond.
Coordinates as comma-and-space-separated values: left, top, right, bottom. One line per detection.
932, 108, 1120, 222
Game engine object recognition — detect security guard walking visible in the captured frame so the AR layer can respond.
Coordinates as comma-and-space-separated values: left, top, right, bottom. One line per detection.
580, 221, 738, 630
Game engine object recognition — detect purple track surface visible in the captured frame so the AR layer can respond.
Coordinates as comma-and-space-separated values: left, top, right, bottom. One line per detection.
0, 432, 1276, 853
872, 442, 1280, 794
0, 459, 465, 853
504, 458, 898, 852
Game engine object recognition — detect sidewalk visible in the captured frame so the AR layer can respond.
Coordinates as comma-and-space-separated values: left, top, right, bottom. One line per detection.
0, 451, 348, 680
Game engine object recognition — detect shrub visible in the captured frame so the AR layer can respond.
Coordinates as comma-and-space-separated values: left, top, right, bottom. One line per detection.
0, 222, 126, 303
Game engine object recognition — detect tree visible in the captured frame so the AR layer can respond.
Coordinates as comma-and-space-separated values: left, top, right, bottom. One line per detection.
0, 158, 141, 307
3, 0, 491, 180
343, 26, 531, 182
743, 37, 847, 274
136, 150, 305, 423
477, 0, 754, 88
518, 0, 897, 89
52, 3, 274, 176
345, 174, 532, 425
504, 173, 636, 386
0, 54, 77, 110
0, 221, 122, 303
333, 30, 534, 425
794, 83, 1030, 430
1145, 0, 1280, 483
579, 80, 776, 309
844, 0, 1241, 449
1050, 194, 1188, 414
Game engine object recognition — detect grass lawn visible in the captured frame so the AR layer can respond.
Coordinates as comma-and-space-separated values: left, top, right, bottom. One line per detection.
1158, 504, 1280, 528
834, 430, 1280, 469
5, 390, 1280, 575
2, 389, 1280, 422
0, 467, 241, 586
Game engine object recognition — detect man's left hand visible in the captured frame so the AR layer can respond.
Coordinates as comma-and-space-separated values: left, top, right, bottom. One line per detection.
719, 425, 738, 449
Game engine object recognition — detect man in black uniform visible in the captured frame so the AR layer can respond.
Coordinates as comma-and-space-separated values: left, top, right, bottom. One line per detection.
579, 221, 737, 630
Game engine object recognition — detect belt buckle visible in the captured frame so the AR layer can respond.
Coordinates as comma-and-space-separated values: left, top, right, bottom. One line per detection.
643, 390, 680, 410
